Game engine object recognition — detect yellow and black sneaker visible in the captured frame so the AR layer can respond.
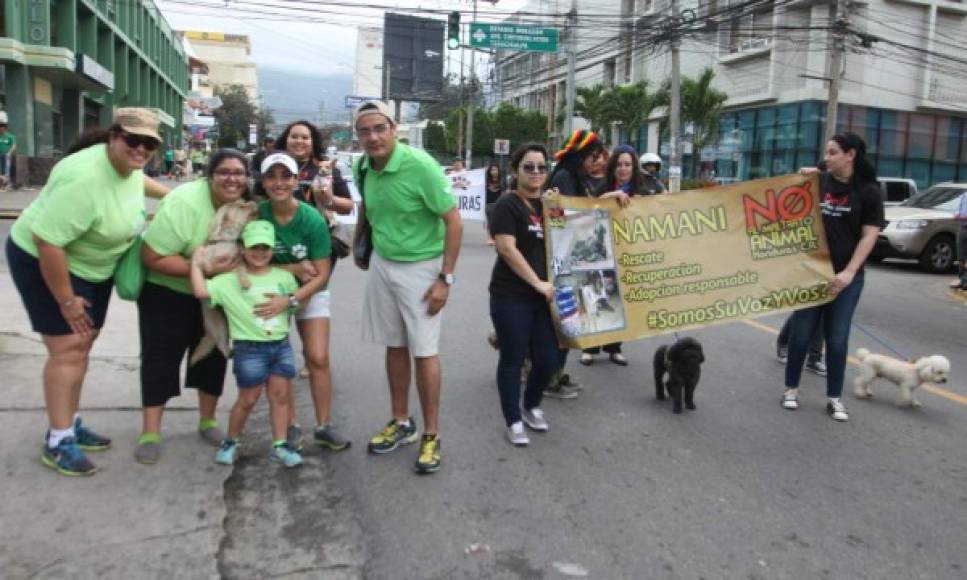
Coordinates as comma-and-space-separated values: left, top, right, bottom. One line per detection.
367, 418, 418, 454
414, 433, 441, 475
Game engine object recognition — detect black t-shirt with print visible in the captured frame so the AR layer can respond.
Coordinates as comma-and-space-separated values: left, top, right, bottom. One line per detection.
820, 173, 885, 273
488, 193, 547, 300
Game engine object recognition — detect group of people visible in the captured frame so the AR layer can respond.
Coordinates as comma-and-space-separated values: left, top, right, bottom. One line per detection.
8, 96, 884, 476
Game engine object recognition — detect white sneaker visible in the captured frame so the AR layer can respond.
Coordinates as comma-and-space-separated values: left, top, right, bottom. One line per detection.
521, 407, 549, 432
506, 422, 530, 446
782, 388, 799, 410
827, 398, 849, 421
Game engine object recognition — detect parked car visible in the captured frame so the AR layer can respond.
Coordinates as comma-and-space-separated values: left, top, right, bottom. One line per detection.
877, 177, 918, 206
871, 183, 965, 273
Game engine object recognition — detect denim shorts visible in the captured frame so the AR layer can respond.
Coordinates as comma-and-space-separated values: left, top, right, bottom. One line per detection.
232, 339, 296, 388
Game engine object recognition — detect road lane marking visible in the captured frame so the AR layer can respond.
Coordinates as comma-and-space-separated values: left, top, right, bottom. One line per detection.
740, 319, 966, 406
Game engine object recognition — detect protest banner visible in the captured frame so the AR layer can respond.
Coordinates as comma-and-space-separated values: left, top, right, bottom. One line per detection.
450, 168, 486, 222
545, 174, 835, 348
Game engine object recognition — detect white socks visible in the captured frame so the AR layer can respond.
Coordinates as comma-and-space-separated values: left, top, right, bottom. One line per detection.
48, 427, 74, 448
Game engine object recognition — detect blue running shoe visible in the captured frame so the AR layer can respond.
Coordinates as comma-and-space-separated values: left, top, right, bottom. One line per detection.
215, 439, 240, 465
41, 436, 96, 476
74, 417, 111, 451
270, 442, 303, 468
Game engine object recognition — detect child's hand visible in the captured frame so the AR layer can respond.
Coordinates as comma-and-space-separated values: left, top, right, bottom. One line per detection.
254, 293, 289, 318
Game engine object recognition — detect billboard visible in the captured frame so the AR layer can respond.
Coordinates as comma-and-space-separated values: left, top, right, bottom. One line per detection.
383, 13, 445, 102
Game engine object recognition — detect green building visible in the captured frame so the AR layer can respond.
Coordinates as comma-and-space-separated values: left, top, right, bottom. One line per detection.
1, 0, 188, 183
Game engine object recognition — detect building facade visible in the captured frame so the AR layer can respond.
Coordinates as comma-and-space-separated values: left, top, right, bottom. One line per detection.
1, 0, 188, 183
497, 0, 967, 189
179, 30, 258, 104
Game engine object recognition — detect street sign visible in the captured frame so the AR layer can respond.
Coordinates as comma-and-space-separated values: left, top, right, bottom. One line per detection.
344, 95, 381, 110
494, 139, 510, 155
248, 124, 257, 146
469, 23, 559, 52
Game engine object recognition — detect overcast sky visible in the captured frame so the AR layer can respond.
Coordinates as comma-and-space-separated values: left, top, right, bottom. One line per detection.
156, 0, 528, 76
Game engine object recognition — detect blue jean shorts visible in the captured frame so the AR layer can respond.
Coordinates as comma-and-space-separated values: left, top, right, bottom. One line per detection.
232, 339, 296, 388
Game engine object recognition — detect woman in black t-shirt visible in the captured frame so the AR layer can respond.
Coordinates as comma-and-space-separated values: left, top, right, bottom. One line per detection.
485, 162, 505, 246
782, 133, 884, 422
489, 143, 558, 446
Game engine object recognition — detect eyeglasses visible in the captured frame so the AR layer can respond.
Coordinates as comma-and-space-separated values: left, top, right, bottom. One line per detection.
521, 162, 548, 175
357, 123, 391, 138
120, 131, 160, 152
213, 169, 247, 179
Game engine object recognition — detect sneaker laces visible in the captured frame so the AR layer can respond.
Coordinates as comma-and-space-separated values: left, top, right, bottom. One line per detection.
530, 408, 544, 420
419, 436, 439, 461
829, 398, 846, 414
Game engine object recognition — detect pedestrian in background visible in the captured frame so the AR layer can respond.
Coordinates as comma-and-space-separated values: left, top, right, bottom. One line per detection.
489, 143, 557, 446
579, 144, 649, 367
485, 162, 505, 246
544, 129, 608, 399
190, 220, 304, 468
163, 145, 175, 178
258, 152, 350, 452
352, 100, 462, 474
639, 153, 667, 195
135, 148, 251, 464
951, 191, 967, 291
0, 120, 18, 186
783, 133, 884, 422
7, 107, 160, 476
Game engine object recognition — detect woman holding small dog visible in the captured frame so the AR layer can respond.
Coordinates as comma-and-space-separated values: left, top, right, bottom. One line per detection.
7, 107, 160, 476
489, 143, 558, 446
258, 152, 350, 452
135, 148, 252, 464
783, 133, 884, 421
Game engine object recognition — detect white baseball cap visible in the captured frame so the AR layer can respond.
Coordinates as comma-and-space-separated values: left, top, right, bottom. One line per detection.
261, 152, 298, 175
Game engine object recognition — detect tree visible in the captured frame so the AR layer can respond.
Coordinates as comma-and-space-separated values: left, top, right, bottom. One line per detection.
602, 81, 659, 148
492, 103, 548, 155
681, 68, 728, 176
213, 84, 257, 148
418, 74, 483, 121
424, 121, 447, 154
574, 84, 612, 135
255, 104, 275, 143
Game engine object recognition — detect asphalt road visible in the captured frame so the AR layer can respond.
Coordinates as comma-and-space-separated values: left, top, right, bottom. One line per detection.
2, 218, 965, 579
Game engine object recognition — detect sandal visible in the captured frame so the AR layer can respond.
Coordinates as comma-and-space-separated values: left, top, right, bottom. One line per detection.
579, 352, 594, 366
609, 353, 628, 366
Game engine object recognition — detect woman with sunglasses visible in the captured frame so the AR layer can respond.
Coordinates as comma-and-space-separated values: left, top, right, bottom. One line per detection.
133, 148, 252, 464
257, 152, 350, 452
579, 144, 650, 367
489, 143, 559, 446
6, 108, 161, 476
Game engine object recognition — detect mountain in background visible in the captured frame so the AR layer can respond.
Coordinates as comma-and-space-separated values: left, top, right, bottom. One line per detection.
257, 67, 354, 129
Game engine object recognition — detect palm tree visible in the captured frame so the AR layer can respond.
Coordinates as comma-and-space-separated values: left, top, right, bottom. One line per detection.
602, 81, 659, 150
681, 68, 728, 177
573, 84, 612, 136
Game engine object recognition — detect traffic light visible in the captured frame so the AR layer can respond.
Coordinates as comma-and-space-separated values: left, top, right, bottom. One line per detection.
447, 11, 460, 50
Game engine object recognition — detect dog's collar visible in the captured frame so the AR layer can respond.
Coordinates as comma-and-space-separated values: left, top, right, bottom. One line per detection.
206, 238, 239, 245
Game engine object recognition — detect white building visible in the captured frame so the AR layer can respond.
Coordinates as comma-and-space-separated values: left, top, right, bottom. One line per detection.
178, 30, 259, 104
497, 0, 967, 188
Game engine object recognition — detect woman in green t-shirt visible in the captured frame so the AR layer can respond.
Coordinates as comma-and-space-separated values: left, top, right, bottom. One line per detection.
6, 107, 161, 477
134, 149, 251, 465
257, 153, 350, 451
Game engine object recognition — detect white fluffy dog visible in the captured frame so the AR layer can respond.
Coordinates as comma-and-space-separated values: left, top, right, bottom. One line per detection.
852, 348, 951, 407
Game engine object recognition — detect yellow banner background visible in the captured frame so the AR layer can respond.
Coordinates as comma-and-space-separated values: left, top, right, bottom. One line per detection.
545, 174, 835, 348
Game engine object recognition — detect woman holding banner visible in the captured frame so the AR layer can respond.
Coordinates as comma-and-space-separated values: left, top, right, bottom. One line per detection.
489, 143, 558, 446
782, 133, 884, 422
580, 144, 652, 367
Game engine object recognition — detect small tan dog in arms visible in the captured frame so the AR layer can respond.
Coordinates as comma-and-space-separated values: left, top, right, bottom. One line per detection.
190, 200, 259, 365
853, 348, 951, 408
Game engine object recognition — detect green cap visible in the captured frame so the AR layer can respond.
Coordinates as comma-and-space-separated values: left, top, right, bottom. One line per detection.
242, 220, 275, 248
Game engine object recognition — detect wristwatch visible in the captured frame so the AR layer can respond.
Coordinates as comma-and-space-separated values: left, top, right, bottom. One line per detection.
287, 294, 300, 310
438, 272, 455, 286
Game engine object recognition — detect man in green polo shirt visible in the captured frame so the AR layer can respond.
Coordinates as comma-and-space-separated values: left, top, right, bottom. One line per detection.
0, 122, 17, 183
352, 100, 462, 475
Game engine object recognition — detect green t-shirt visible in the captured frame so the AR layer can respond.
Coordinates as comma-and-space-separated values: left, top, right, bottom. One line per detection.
0, 132, 15, 155
258, 201, 332, 264
143, 179, 216, 294
353, 142, 456, 262
10, 144, 145, 282
164, 149, 175, 162
207, 267, 299, 342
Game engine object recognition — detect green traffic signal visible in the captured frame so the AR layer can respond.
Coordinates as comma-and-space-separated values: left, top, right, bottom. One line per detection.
447, 11, 460, 50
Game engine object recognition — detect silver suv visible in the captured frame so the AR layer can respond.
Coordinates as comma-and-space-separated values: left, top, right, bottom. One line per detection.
872, 183, 965, 274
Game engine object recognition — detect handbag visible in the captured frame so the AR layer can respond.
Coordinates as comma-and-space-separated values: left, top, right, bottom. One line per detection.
329, 219, 352, 259
353, 161, 374, 269
115, 236, 147, 301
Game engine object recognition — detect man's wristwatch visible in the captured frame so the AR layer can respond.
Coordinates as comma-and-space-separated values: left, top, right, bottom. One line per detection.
438, 272, 455, 286
287, 294, 300, 310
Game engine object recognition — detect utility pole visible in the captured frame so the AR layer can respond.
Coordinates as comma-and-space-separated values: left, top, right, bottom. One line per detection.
824, 0, 848, 142
565, 0, 577, 136
465, 0, 478, 168
669, 0, 682, 192
457, 42, 465, 161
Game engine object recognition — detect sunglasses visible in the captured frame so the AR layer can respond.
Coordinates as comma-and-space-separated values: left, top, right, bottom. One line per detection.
121, 131, 160, 152
521, 162, 548, 175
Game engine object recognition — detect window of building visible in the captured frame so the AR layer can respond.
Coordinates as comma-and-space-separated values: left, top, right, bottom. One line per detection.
723, 0, 774, 53
603, 59, 616, 88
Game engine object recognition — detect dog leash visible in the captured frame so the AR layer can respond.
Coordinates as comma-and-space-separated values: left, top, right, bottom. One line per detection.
853, 322, 909, 360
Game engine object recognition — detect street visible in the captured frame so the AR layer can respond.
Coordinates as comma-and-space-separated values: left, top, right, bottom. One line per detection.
1, 215, 966, 579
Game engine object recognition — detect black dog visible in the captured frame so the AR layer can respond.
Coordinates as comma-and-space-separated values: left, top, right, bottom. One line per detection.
654, 337, 705, 414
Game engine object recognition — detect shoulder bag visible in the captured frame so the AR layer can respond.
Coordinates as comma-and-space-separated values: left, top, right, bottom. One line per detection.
353, 159, 374, 269
115, 236, 147, 301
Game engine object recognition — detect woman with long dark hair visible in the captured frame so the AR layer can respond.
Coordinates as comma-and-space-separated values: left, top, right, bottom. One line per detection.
782, 132, 884, 422
7, 108, 161, 476
489, 143, 558, 446
484, 162, 505, 246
